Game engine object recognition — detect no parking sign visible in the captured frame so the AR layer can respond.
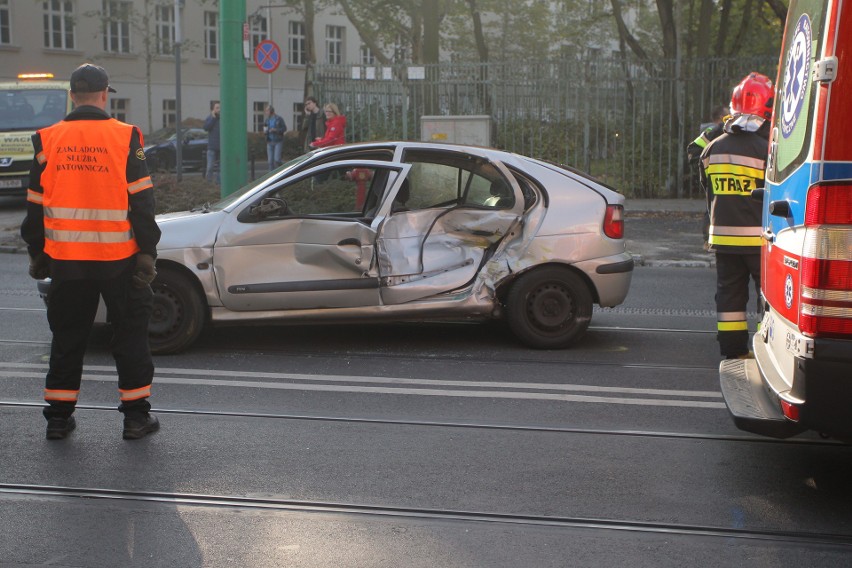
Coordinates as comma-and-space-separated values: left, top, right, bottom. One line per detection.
254, 40, 281, 74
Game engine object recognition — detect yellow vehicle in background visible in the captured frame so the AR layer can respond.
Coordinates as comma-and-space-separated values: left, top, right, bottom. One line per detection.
0, 73, 71, 196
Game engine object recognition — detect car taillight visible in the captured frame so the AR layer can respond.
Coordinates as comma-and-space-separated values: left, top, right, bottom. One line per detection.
603, 204, 624, 239
799, 184, 852, 338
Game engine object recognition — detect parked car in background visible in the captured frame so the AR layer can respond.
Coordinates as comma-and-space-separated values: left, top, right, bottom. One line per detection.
143, 128, 207, 173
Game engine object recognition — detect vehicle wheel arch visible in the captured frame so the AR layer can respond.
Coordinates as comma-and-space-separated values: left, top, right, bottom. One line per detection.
149, 259, 208, 354
496, 262, 600, 306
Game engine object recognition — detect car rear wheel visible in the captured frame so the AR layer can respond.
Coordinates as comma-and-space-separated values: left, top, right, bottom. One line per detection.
506, 266, 592, 349
149, 268, 205, 354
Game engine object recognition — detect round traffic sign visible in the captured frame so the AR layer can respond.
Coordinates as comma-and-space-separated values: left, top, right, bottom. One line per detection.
254, 40, 281, 74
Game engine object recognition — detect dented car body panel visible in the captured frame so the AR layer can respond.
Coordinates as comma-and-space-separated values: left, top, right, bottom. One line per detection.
144, 141, 633, 352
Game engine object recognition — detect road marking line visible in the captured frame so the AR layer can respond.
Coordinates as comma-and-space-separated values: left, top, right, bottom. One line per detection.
0, 363, 722, 398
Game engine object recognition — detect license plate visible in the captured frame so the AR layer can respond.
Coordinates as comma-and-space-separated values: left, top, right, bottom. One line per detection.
0, 178, 23, 189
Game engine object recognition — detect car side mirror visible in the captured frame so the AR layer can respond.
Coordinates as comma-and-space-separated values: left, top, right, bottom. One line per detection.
250, 197, 288, 219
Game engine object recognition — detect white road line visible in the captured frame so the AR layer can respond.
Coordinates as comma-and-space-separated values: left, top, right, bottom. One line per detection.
0, 362, 722, 398
0, 366, 725, 409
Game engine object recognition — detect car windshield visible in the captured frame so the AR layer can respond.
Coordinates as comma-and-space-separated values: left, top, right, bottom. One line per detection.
206, 152, 316, 211
0, 88, 68, 131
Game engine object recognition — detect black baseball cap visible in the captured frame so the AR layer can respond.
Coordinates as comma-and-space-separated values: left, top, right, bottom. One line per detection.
70, 64, 117, 94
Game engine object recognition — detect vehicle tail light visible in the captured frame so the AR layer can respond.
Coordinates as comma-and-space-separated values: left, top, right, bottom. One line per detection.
799, 184, 852, 338
780, 399, 800, 422
603, 204, 624, 239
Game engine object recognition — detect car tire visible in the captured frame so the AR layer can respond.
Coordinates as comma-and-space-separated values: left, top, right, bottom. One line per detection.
149, 268, 205, 354
506, 266, 592, 349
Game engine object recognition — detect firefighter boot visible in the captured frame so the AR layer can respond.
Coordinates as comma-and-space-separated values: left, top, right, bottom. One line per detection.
122, 413, 160, 440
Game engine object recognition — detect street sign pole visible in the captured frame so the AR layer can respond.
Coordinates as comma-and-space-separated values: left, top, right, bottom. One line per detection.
220, 3, 248, 196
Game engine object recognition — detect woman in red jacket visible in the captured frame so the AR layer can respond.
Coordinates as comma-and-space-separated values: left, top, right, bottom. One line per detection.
310, 103, 346, 148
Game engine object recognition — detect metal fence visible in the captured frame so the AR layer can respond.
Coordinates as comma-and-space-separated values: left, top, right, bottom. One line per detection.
313, 55, 777, 198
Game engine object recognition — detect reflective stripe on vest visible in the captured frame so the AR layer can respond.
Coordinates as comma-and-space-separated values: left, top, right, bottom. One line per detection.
37, 119, 141, 261
708, 224, 763, 247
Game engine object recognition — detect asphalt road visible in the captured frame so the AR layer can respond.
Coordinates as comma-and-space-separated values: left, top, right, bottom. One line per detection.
2, 250, 851, 566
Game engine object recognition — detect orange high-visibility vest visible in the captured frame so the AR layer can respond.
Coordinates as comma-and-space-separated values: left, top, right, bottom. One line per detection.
36, 119, 144, 261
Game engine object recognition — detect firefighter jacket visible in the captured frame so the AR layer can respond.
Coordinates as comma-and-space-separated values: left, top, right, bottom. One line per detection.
21, 106, 160, 278
687, 121, 726, 163
699, 115, 770, 254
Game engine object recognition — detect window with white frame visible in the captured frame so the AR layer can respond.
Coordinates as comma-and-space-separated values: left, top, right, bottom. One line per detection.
252, 101, 265, 132
326, 25, 344, 64
288, 21, 305, 65
360, 45, 375, 65
110, 98, 128, 122
250, 14, 267, 53
162, 99, 176, 129
103, 1, 131, 54
43, 0, 75, 50
155, 4, 175, 55
0, 0, 11, 45
203, 10, 217, 59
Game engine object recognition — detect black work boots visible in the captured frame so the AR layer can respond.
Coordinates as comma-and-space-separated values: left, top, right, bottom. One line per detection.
45, 415, 76, 440
45, 413, 160, 440
122, 413, 160, 440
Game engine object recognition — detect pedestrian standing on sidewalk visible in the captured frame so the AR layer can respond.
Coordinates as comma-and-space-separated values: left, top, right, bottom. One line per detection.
309, 103, 346, 148
203, 101, 221, 184
263, 104, 287, 171
699, 72, 773, 360
302, 96, 323, 152
21, 63, 162, 440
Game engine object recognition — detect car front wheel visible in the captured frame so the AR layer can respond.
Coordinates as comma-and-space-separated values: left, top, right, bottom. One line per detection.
148, 268, 205, 354
506, 266, 593, 349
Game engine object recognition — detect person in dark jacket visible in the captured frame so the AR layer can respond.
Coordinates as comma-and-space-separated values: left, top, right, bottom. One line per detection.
302, 96, 323, 152
20, 63, 162, 440
699, 72, 773, 360
203, 101, 220, 184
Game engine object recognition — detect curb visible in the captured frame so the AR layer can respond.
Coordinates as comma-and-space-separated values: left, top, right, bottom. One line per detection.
631, 254, 714, 268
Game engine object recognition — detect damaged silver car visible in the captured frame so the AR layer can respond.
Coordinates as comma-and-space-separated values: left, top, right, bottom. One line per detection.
146, 141, 633, 353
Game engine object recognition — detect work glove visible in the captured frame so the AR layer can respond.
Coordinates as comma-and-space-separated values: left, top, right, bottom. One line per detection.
132, 253, 157, 289
28, 253, 50, 280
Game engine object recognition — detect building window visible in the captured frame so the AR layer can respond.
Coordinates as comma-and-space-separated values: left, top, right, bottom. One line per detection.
0, 0, 11, 45
360, 45, 375, 65
293, 102, 304, 132
250, 15, 267, 53
252, 101, 266, 133
162, 99, 176, 129
326, 25, 344, 64
110, 98, 129, 122
288, 21, 305, 65
43, 0, 75, 50
155, 4, 175, 55
203, 11, 217, 59
103, 1, 131, 54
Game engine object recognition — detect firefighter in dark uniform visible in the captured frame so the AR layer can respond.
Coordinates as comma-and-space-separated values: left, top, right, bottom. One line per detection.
688, 105, 731, 246
699, 72, 773, 359
21, 64, 162, 440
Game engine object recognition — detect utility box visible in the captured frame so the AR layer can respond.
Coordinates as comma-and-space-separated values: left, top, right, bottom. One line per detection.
420, 115, 491, 147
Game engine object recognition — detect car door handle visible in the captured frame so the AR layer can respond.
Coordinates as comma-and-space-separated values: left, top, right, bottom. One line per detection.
338, 238, 361, 247
762, 229, 775, 243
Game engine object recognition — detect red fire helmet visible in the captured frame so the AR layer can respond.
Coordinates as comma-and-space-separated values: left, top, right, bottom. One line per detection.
730, 72, 774, 120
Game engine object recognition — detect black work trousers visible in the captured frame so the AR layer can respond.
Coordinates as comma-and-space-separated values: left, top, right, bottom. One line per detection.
43, 264, 154, 420
715, 252, 761, 357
